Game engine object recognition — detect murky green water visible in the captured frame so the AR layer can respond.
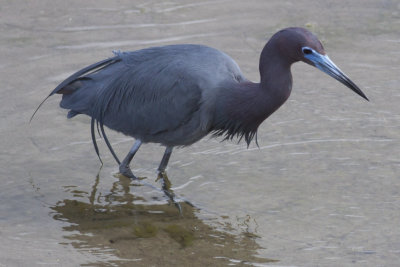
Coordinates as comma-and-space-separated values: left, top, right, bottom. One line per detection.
1, 0, 400, 266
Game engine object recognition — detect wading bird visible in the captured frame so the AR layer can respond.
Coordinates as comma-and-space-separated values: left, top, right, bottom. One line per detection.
33, 27, 368, 180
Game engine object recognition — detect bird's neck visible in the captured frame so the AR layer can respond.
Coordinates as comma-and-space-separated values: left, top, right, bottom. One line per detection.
211, 46, 295, 145
259, 45, 293, 95
212, 81, 288, 145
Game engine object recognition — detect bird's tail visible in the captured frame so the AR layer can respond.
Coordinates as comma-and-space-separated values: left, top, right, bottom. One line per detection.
30, 56, 120, 122
30, 55, 123, 165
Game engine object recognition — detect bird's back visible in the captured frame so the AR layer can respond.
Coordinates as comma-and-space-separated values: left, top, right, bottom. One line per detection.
59, 44, 245, 146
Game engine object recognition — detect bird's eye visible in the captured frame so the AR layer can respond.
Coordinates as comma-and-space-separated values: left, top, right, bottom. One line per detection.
302, 47, 313, 55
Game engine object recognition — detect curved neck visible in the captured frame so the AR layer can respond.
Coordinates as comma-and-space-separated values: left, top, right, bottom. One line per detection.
211, 42, 296, 145
259, 42, 293, 92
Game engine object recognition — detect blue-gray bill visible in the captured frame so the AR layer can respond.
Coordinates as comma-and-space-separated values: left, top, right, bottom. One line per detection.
302, 47, 369, 101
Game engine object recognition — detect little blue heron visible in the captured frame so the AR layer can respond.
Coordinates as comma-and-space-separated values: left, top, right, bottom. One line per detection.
33, 27, 368, 179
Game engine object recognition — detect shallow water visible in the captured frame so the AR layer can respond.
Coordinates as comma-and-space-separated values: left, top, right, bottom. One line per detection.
1, 0, 400, 266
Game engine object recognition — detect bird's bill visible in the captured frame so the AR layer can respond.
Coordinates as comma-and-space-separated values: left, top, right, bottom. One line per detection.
306, 52, 369, 101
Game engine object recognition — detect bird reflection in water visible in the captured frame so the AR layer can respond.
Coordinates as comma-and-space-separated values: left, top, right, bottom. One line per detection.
51, 174, 278, 266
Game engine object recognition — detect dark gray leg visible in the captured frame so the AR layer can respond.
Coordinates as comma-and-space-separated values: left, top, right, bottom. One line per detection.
119, 139, 142, 179
158, 147, 173, 172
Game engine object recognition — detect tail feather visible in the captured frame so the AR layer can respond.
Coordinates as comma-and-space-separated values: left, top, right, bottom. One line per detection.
30, 56, 121, 122
50, 57, 120, 96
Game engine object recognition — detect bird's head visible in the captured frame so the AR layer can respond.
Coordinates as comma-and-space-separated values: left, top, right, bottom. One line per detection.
270, 27, 368, 101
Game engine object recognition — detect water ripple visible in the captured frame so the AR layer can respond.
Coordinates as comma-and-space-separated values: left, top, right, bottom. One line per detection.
191, 138, 393, 155
62, 19, 217, 32
56, 33, 221, 49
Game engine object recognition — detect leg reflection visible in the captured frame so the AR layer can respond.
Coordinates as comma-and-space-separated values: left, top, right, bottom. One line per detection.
156, 170, 183, 214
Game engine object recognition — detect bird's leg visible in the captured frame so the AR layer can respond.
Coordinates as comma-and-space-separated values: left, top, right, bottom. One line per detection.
156, 146, 173, 184
119, 139, 142, 179
158, 146, 173, 173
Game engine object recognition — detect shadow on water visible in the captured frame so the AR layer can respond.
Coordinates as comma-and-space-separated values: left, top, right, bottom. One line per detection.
51, 174, 278, 266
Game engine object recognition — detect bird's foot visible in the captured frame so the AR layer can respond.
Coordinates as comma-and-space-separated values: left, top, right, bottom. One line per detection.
157, 171, 182, 214
119, 165, 138, 180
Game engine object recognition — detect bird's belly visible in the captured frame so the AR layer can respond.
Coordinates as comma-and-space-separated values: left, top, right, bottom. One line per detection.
102, 112, 209, 147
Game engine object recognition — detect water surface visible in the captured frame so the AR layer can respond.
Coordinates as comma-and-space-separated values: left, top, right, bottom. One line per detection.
1, 0, 400, 266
